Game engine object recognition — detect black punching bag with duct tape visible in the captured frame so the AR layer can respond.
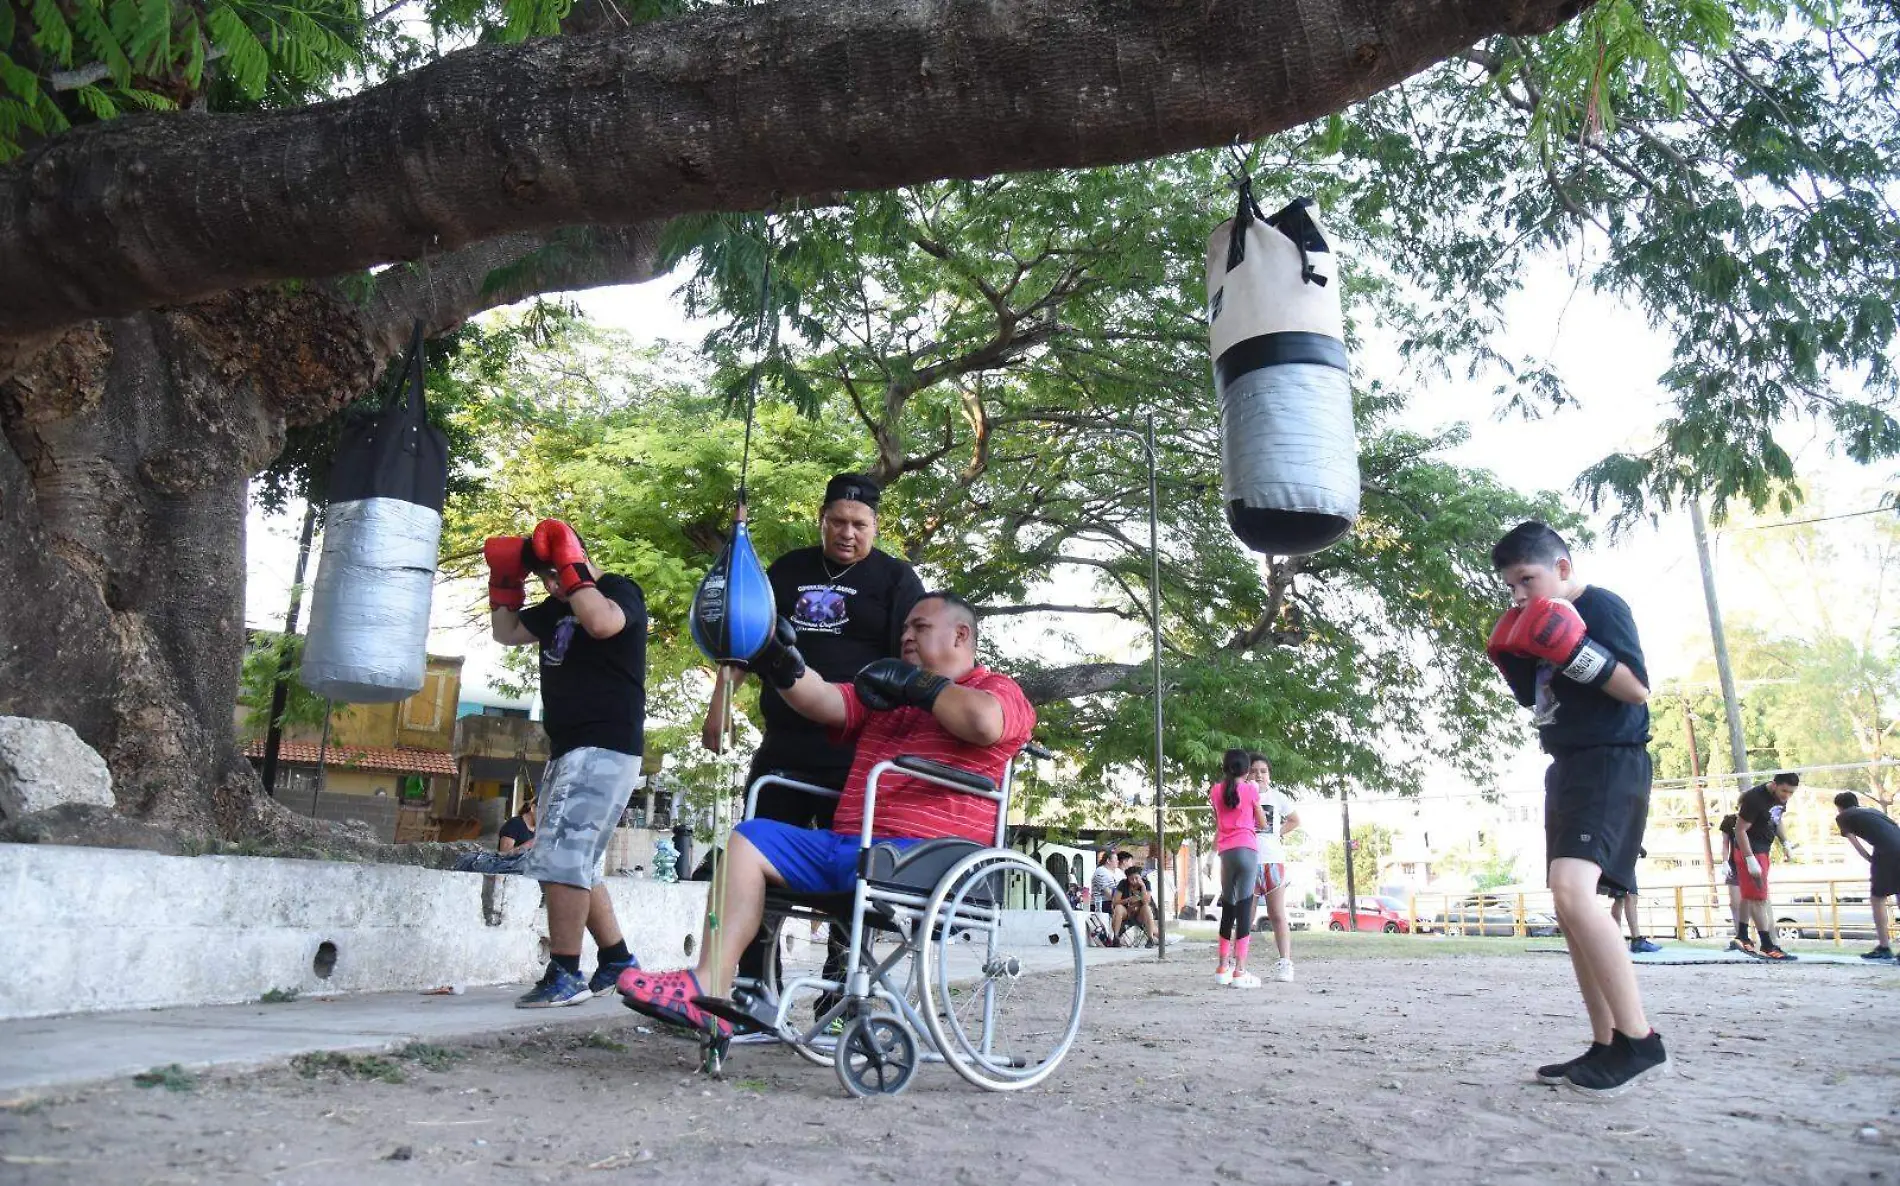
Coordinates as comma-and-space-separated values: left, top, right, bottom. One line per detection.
1206, 186, 1359, 556
299, 323, 448, 702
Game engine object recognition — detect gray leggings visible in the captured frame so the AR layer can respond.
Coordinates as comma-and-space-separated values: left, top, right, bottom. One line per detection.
1218, 847, 1260, 941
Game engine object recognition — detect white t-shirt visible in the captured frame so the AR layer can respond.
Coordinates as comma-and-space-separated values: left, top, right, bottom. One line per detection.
1256, 788, 1296, 864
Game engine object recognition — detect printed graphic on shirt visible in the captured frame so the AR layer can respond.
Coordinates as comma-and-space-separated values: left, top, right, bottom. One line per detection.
1263, 803, 1278, 833
542, 616, 577, 668
1532, 663, 1558, 727
791, 583, 856, 634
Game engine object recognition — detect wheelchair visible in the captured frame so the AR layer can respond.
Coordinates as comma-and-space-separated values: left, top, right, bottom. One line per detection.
692, 744, 1087, 1097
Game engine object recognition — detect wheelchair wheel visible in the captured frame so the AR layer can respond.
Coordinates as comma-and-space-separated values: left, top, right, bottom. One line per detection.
760, 908, 912, 1068
919, 849, 1085, 1092
834, 1014, 918, 1098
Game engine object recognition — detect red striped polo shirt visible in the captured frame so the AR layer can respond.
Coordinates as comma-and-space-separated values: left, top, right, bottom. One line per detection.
828, 666, 1036, 842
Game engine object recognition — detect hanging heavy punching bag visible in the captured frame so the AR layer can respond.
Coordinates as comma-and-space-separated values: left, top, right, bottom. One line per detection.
689, 507, 777, 666
1206, 184, 1359, 556
299, 323, 449, 702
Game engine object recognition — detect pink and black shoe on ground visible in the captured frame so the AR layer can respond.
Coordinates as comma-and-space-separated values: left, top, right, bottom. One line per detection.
616, 967, 734, 1039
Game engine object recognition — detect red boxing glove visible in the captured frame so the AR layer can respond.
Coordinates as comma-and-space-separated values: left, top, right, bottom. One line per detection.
1486, 606, 1525, 677
1500, 597, 1618, 687
483, 536, 534, 611
532, 519, 596, 597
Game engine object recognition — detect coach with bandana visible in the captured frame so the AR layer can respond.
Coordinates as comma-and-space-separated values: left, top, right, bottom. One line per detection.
703, 471, 925, 823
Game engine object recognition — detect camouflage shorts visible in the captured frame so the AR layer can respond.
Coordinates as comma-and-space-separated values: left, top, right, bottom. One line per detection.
520, 747, 641, 889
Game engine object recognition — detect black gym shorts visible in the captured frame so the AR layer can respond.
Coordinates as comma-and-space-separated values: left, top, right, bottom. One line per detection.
1872, 855, 1900, 900
1544, 744, 1651, 896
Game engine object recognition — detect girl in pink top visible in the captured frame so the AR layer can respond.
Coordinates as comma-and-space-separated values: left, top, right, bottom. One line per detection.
1209, 748, 1269, 987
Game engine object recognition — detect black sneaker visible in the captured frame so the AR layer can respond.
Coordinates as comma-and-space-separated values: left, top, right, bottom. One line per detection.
1536, 1041, 1610, 1085
1862, 946, 1895, 961
1564, 1031, 1669, 1099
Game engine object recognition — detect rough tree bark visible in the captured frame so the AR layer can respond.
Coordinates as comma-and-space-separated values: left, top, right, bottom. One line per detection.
0, 0, 1590, 340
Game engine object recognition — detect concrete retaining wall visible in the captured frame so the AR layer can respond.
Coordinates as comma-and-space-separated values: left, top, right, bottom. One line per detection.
0, 845, 707, 1021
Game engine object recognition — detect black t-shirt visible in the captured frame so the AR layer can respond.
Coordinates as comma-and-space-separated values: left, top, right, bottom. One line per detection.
1838, 807, 1900, 859
753, 546, 925, 776
518, 573, 647, 760
1518, 586, 1651, 754
499, 814, 535, 846
1737, 784, 1783, 853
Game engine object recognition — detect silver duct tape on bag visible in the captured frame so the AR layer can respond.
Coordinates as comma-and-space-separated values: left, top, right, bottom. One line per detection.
1219, 361, 1358, 531
1207, 194, 1360, 556
299, 497, 441, 702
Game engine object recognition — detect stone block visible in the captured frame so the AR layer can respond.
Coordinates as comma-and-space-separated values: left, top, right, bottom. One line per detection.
0, 716, 114, 819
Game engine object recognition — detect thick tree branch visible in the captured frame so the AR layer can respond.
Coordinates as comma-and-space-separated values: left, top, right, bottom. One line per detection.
1015, 662, 1141, 705
1, 0, 1592, 337
352, 221, 667, 361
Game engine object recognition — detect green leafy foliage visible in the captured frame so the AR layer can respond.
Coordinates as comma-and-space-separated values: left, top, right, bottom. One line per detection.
236, 628, 334, 739
1326, 823, 1396, 895
1, 0, 364, 159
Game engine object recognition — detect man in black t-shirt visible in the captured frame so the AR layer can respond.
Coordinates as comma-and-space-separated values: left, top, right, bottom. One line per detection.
1834, 792, 1900, 960
1734, 773, 1800, 960
702, 471, 925, 816
701, 472, 924, 996
486, 519, 647, 1009
498, 800, 536, 854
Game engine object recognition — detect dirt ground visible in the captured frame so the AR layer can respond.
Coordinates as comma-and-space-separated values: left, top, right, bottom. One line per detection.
4, 935, 1897, 1186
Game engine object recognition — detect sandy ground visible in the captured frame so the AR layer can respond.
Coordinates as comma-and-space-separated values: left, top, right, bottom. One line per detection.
3, 934, 1897, 1186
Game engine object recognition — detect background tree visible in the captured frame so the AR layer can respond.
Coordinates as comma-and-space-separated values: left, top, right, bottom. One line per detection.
1326, 822, 1396, 898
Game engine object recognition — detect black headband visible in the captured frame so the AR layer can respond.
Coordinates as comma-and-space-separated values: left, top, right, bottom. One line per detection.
823, 473, 882, 510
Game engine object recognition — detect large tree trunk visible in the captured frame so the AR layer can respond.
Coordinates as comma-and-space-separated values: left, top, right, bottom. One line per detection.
0, 229, 664, 839
0, 292, 375, 834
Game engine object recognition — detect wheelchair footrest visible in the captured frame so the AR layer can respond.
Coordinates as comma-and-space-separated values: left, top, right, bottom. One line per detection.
690, 994, 772, 1035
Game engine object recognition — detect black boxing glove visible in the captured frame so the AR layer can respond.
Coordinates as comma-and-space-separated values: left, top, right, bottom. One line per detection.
752, 617, 807, 691
854, 658, 949, 712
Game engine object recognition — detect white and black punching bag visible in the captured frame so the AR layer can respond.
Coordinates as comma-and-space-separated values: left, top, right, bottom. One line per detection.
1206, 185, 1359, 556
299, 323, 448, 702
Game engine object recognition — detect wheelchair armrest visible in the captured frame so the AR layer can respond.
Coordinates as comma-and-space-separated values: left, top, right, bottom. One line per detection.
743, 773, 844, 822
892, 755, 997, 795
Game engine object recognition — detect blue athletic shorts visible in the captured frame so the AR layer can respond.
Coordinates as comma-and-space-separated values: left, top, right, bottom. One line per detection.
735, 819, 920, 894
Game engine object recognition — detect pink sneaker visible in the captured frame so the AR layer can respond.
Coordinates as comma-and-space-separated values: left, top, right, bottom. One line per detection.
616, 968, 733, 1039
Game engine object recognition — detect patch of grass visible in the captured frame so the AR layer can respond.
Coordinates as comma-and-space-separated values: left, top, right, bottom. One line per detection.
579, 1030, 627, 1052
733, 1077, 769, 1092
259, 987, 300, 1004
396, 1042, 462, 1072
291, 1052, 406, 1083
132, 1064, 199, 1092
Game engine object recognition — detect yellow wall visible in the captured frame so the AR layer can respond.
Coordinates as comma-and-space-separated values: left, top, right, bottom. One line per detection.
322, 769, 405, 798
247, 654, 464, 749
327, 658, 462, 750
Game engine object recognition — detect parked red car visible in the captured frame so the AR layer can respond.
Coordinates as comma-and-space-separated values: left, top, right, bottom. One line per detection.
1327, 897, 1413, 934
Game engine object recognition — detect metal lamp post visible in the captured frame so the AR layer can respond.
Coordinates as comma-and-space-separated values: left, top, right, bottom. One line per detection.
1102, 411, 1168, 958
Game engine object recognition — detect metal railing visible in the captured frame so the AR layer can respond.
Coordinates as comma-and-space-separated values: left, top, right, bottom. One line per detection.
1369, 880, 1895, 945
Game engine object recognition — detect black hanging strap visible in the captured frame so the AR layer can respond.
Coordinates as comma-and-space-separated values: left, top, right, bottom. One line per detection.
1266, 197, 1330, 288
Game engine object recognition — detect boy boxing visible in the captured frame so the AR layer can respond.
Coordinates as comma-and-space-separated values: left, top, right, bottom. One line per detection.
1487, 522, 1668, 1097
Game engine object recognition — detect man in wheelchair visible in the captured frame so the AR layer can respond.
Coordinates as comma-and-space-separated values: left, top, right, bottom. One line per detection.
617, 592, 1036, 1038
